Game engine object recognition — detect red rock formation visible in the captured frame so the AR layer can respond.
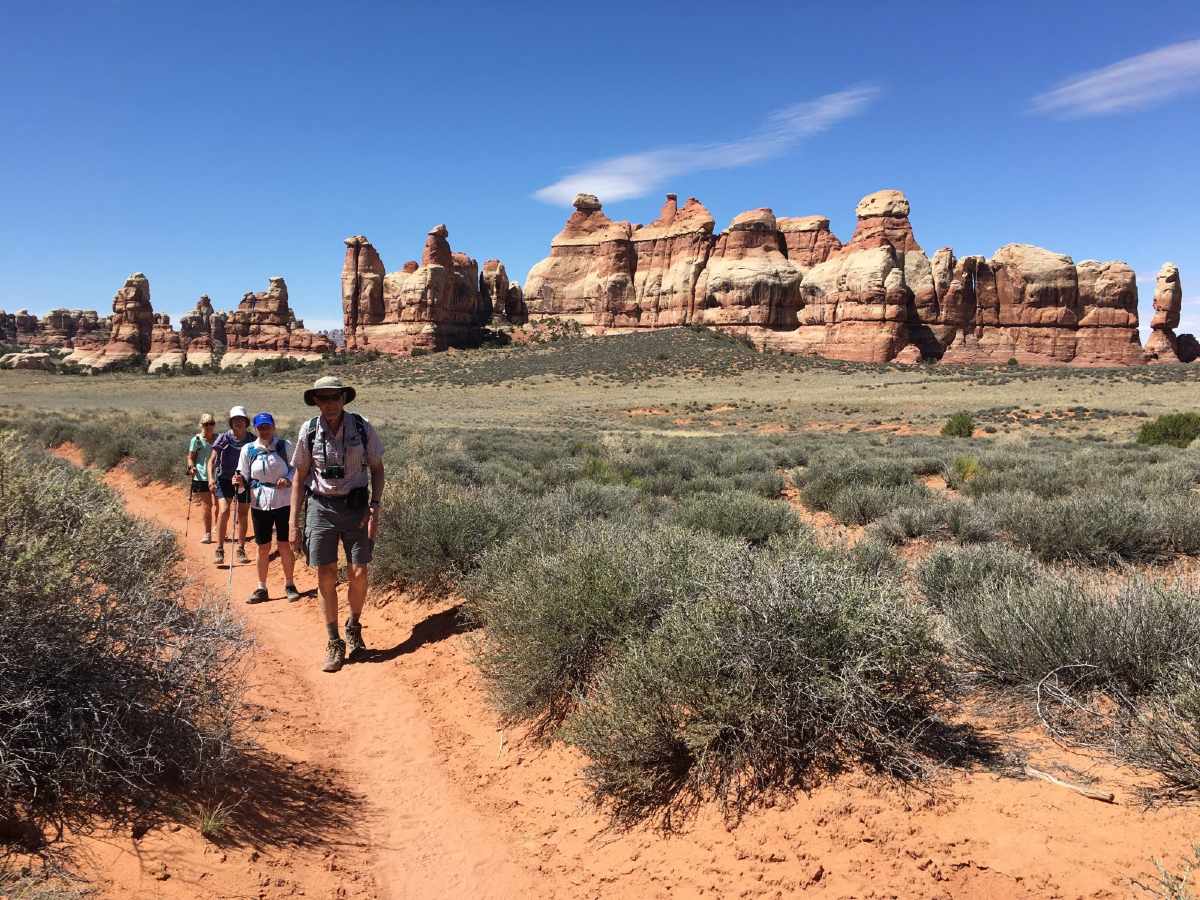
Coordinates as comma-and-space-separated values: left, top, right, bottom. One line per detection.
694, 209, 803, 329
179, 295, 221, 367
777, 216, 842, 270
1074, 260, 1144, 366
936, 245, 1075, 365
481, 259, 531, 326
1146, 263, 1183, 362
524, 194, 635, 326
62, 313, 112, 366
74, 273, 154, 369
0, 311, 15, 345
342, 235, 386, 350
629, 194, 715, 327
341, 227, 491, 354
147, 313, 185, 372
222, 277, 331, 368
14, 310, 39, 347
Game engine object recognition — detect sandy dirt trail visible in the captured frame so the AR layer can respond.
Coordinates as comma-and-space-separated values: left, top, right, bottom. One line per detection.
63, 453, 1200, 899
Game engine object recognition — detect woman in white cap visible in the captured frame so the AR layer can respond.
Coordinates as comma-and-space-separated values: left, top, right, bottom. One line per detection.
234, 412, 300, 603
207, 405, 253, 566
186, 413, 217, 544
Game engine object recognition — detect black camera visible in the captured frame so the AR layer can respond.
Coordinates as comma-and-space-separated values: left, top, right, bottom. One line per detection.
321, 465, 346, 480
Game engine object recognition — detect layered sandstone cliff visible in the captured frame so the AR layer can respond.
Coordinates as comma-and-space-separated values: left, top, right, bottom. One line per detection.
221, 277, 332, 368
340, 225, 495, 353
523, 190, 1193, 366
147, 313, 186, 372
481, 259, 528, 326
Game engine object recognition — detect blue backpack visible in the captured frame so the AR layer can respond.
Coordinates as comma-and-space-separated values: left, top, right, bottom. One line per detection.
246, 439, 290, 488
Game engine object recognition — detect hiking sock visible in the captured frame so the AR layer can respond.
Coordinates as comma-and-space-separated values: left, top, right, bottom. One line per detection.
347, 612, 360, 626
258, 581, 267, 591
326, 621, 340, 641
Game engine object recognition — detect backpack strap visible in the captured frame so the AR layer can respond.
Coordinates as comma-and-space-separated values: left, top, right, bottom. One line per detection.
350, 413, 369, 471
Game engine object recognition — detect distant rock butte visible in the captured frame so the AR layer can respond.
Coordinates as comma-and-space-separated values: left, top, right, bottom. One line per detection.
47, 275, 328, 371
341, 226, 517, 354
520, 190, 1193, 366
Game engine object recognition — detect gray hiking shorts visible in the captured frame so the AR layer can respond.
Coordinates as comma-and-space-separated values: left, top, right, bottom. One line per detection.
305, 494, 374, 568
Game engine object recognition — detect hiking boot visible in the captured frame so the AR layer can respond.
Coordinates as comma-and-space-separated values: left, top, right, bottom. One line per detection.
285, 584, 301, 602
214, 546, 225, 566
345, 619, 368, 660
322, 639, 346, 673
235, 545, 250, 565
247, 587, 269, 604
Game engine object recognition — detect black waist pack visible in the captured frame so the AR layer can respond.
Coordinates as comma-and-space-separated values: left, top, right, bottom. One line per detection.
347, 485, 369, 510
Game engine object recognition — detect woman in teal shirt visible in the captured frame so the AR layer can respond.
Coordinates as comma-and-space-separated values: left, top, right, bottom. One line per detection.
186, 413, 217, 544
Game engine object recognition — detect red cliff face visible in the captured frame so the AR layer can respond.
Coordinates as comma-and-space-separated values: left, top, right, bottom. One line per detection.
147, 313, 185, 372
629, 194, 715, 327
1146, 263, 1185, 363
340, 226, 495, 354
221, 277, 332, 368
524, 193, 635, 327
521, 188, 1178, 366
693, 208, 804, 329
481, 259, 528, 326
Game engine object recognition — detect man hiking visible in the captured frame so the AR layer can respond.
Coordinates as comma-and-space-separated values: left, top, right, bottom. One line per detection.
290, 376, 385, 673
186, 412, 217, 544
208, 405, 253, 567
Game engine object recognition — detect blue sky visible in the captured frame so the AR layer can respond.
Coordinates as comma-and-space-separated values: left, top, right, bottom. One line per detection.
2, 1, 1198, 336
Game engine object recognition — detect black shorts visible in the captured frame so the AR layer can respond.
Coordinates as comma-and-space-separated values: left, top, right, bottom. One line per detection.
190, 479, 209, 494
251, 506, 290, 546
215, 477, 250, 503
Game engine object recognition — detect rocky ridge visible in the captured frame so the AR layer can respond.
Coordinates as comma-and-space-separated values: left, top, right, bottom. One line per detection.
21, 273, 331, 371
522, 190, 1193, 366
341, 226, 524, 354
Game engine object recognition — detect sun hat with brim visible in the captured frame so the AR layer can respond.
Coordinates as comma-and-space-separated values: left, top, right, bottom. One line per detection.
304, 375, 357, 406
228, 405, 250, 425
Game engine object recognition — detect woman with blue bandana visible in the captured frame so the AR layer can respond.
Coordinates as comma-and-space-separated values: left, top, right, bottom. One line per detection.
234, 412, 300, 604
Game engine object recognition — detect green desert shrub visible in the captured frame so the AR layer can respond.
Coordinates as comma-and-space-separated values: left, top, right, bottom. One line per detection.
920, 545, 1200, 696
372, 467, 531, 591
0, 437, 248, 831
980, 489, 1200, 563
565, 547, 953, 818
464, 521, 741, 727
1137, 412, 1200, 449
671, 490, 801, 543
941, 412, 975, 438
799, 459, 926, 525
871, 500, 956, 543
829, 482, 930, 526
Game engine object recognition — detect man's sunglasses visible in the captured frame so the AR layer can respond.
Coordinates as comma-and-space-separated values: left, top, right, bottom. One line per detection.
313, 392, 345, 402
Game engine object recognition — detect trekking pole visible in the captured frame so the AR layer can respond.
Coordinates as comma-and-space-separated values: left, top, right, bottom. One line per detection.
226, 494, 239, 596
183, 473, 193, 543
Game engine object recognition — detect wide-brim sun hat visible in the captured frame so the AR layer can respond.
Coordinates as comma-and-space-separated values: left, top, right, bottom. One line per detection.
228, 405, 250, 425
304, 375, 357, 406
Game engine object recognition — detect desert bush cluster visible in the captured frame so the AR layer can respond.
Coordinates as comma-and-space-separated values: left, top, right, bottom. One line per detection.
11, 402, 1200, 818
0, 434, 248, 836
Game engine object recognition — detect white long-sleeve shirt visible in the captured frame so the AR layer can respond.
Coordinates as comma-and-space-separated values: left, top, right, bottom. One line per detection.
236, 438, 294, 511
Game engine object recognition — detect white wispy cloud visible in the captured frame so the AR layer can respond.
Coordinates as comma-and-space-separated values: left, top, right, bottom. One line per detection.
1031, 39, 1200, 118
533, 86, 880, 206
